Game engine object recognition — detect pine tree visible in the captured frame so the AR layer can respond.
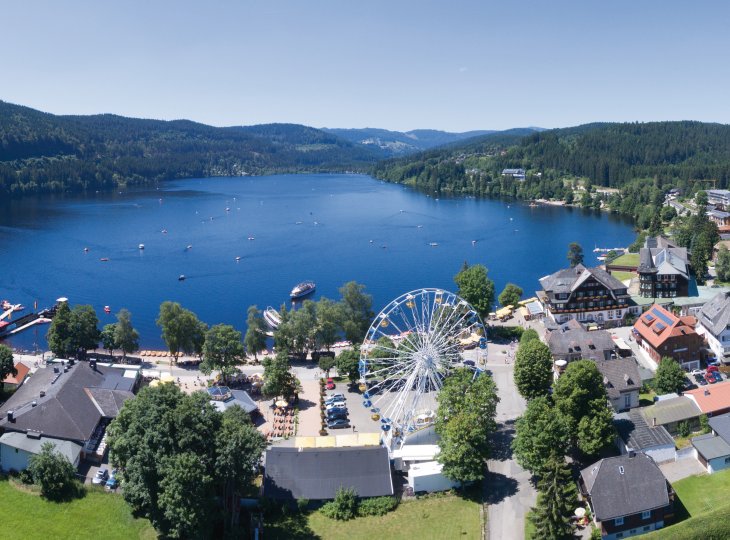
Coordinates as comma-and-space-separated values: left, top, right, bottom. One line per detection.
530, 454, 578, 540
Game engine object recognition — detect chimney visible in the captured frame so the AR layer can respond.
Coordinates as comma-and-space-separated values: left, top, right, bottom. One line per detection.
652, 417, 656, 427
39, 390, 45, 398
7, 410, 14, 422
31, 400, 37, 407
628, 450, 636, 458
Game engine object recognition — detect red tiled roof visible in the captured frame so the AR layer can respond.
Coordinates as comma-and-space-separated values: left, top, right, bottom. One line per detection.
2, 361, 30, 386
632, 304, 697, 350
686, 381, 730, 414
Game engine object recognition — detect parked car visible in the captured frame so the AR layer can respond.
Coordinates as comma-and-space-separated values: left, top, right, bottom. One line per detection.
327, 412, 349, 422
92, 468, 109, 485
691, 369, 704, 377
325, 400, 346, 410
326, 393, 345, 402
105, 474, 119, 490
326, 378, 335, 390
705, 372, 717, 384
707, 365, 719, 374
463, 360, 475, 367
326, 406, 347, 416
694, 373, 708, 386
327, 418, 351, 429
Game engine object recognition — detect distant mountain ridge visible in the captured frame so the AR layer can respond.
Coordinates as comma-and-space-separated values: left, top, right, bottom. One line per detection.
323, 127, 501, 155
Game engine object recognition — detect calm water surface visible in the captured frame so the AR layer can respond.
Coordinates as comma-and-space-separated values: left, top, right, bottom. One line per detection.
0, 174, 635, 349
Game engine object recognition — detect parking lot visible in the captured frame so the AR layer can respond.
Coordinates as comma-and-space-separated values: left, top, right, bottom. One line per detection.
321, 381, 381, 434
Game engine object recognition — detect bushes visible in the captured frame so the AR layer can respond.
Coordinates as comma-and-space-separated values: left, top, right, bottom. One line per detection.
320, 487, 358, 521
358, 496, 398, 516
319, 489, 398, 521
488, 325, 523, 341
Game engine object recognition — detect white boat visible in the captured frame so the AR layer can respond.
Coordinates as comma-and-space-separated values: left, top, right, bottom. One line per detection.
429, 242, 439, 247
138, 244, 145, 250
263, 307, 282, 330
290, 281, 316, 299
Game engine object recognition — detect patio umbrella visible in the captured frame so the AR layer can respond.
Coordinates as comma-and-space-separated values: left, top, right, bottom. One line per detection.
275, 399, 288, 408
574, 508, 586, 518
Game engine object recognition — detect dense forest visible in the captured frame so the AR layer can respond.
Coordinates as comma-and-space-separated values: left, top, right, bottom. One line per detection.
372, 121, 730, 226
0, 101, 382, 195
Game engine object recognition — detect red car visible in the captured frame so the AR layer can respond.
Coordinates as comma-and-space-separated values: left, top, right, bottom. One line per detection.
707, 365, 719, 374
326, 378, 335, 390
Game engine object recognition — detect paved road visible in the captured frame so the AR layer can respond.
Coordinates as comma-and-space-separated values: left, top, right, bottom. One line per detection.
485, 356, 537, 540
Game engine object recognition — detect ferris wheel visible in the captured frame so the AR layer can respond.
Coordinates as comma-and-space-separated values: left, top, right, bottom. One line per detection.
358, 288, 487, 448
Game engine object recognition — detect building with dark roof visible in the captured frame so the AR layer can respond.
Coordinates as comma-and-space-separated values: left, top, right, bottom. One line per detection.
596, 358, 641, 411
263, 446, 393, 501
537, 264, 637, 327
546, 319, 616, 363
0, 431, 82, 472
580, 453, 674, 540
696, 291, 730, 363
691, 433, 730, 474
0, 362, 136, 461
615, 409, 675, 464
632, 304, 703, 370
637, 236, 690, 298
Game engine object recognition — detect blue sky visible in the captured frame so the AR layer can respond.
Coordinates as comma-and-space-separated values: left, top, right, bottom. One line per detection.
3, 1, 729, 131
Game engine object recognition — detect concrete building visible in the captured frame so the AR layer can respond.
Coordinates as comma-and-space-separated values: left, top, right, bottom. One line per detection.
632, 304, 703, 370
707, 189, 730, 209
636, 237, 690, 299
685, 381, 730, 417
691, 414, 730, 474
696, 291, 730, 363
0, 431, 82, 472
1, 361, 30, 389
641, 394, 702, 435
546, 319, 617, 364
596, 358, 641, 411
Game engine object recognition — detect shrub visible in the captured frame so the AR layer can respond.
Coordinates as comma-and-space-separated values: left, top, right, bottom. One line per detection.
700, 414, 711, 434
358, 496, 398, 516
488, 325, 524, 341
319, 429, 328, 436
320, 487, 358, 521
27, 442, 79, 501
296, 498, 310, 513
678, 420, 691, 438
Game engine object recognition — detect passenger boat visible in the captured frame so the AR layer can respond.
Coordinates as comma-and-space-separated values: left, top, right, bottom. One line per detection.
263, 307, 282, 330
290, 281, 316, 299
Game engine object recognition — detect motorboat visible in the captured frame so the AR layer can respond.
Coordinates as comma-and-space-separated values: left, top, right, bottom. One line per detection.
429, 242, 439, 247
263, 307, 282, 330
290, 281, 316, 299
138, 244, 145, 250
100, 258, 109, 262
178, 275, 186, 281
104, 306, 111, 314
235, 256, 241, 261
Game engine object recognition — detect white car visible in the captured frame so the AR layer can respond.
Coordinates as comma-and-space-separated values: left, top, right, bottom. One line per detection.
325, 400, 346, 410
92, 468, 108, 485
690, 369, 704, 377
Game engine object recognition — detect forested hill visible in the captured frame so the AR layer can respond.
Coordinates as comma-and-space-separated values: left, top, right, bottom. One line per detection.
322, 127, 499, 155
0, 101, 383, 195
373, 121, 730, 212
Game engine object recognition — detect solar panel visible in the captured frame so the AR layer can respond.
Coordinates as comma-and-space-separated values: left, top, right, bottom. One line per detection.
644, 314, 655, 322
654, 322, 666, 331
651, 307, 674, 326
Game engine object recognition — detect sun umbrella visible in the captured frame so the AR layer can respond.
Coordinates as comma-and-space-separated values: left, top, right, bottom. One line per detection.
574, 508, 586, 518
275, 400, 288, 408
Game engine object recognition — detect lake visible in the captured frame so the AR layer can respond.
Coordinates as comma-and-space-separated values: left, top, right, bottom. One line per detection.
0, 174, 635, 350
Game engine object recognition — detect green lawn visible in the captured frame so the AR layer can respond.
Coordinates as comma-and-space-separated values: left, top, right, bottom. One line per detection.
266, 494, 482, 540
672, 468, 730, 516
643, 468, 730, 539
611, 271, 637, 283
609, 253, 640, 267
0, 477, 156, 540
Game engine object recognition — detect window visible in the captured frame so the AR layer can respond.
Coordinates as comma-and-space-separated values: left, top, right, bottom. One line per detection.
642, 510, 651, 520
643, 526, 651, 531
615, 517, 624, 526
625, 394, 632, 408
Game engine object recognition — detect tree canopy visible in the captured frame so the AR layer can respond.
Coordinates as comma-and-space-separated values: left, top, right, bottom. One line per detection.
514, 339, 553, 400
27, 442, 79, 501
114, 308, 139, 360
262, 351, 298, 398
244, 305, 268, 359
156, 301, 207, 362
108, 383, 265, 538
453, 263, 495, 318
200, 324, 245, 383
498, 283, 523, 307
654, 357, 687, 395
0, 345, 17, 390
436, 368, 499, 483
567, 242, 584, 267
46, 302, 100, 358
529, 454, 578, 540
512, 396, 569, 477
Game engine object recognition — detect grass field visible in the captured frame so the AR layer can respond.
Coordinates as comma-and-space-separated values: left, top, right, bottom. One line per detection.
609, 253, 640, 267
266, 494, 482, 540
611, 271, 637, 283
0, 477, 156, 540
643, 468, 730, 539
